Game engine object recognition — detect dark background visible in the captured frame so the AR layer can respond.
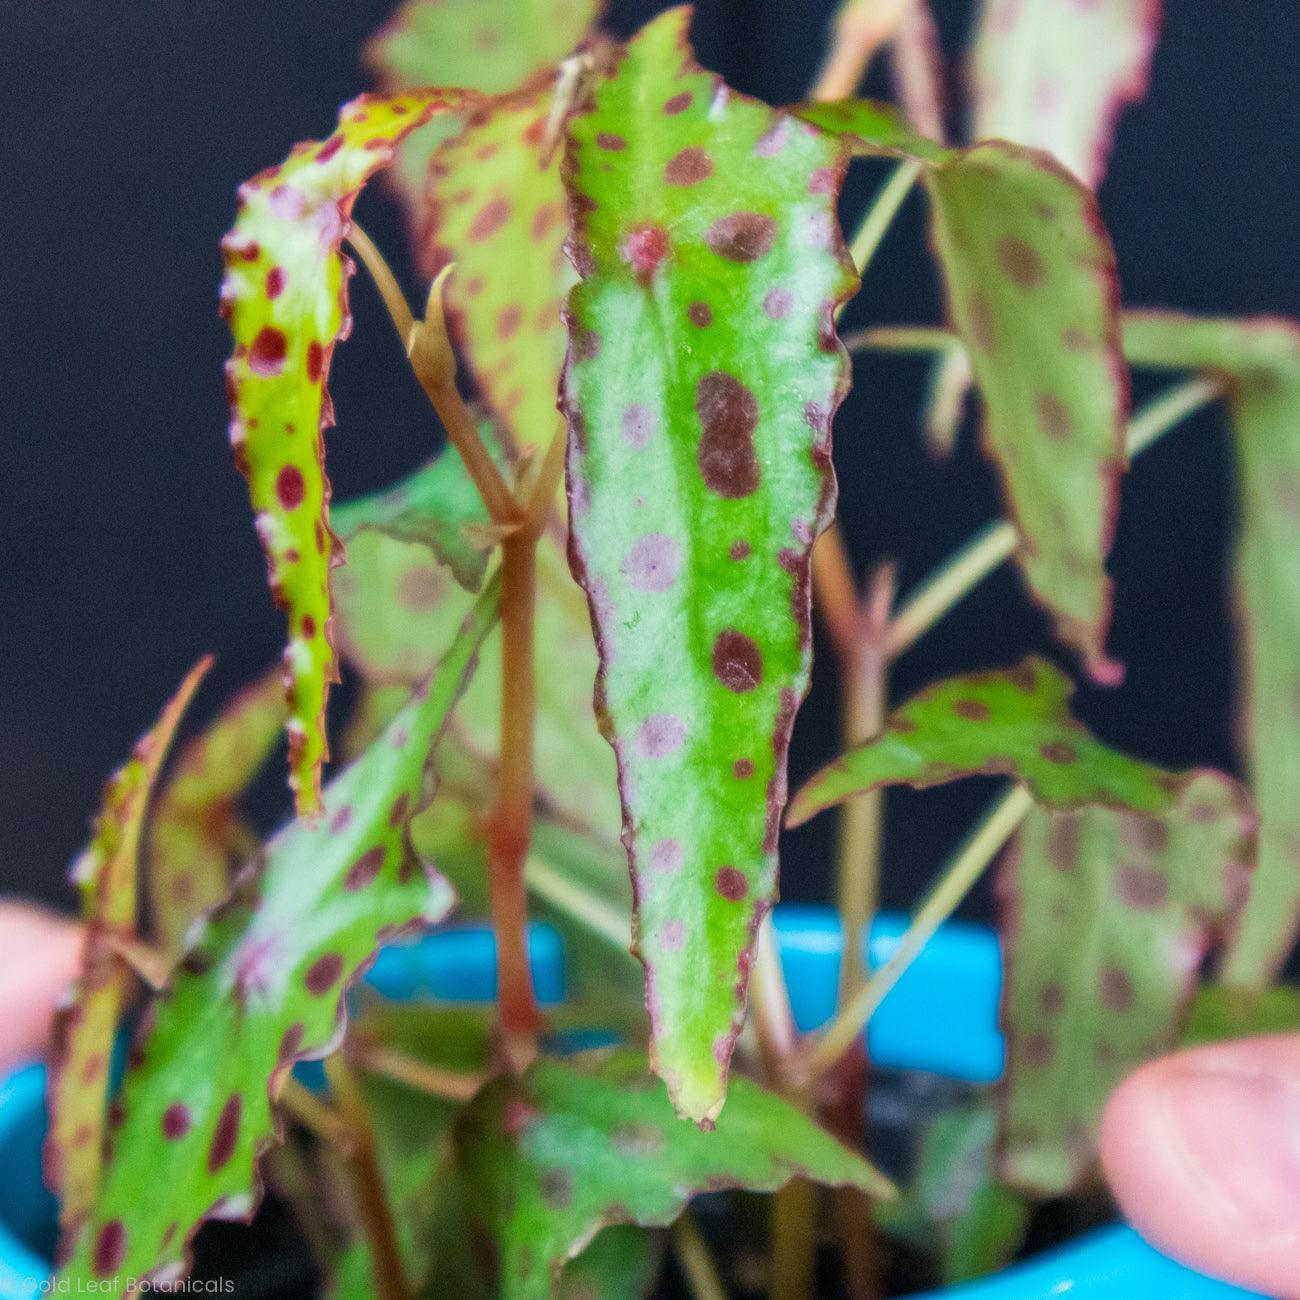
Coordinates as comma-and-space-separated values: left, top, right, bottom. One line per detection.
3, 1, 1298, 921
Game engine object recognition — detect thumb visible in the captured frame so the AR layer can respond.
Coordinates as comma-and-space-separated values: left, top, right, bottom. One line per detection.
1100, 1033, 1300, 1299
0, 902, 82, 1077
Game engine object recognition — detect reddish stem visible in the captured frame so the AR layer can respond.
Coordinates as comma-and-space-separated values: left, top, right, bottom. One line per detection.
487, 534, 543, 1062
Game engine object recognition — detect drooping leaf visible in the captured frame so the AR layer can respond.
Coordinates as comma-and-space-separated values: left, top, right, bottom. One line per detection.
912, 1106, 1028, 1285
1122, 311, 1300, 987
221, 91, 461, 814
331, 447, 495, 592
789, 658, 1254, 1195
60, 583, 499, 1286
789, 658, 1182, 825
454, 1049, 893, 1299
999, 781, 1254, 1193
335, 521, 621, 840
969, 0, 1161, 188
49, 658, 211, 1242
147, 668, 286, 960
562, 7, 857, 1123
424, 89, 576, 452
801, 100, 1128, 680
364, 0, 601, 223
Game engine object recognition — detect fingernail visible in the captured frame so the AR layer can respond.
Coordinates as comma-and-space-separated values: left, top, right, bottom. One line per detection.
1160, 1060, 1300, 1243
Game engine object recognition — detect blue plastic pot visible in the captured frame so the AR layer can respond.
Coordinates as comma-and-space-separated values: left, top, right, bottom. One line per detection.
0, 907, 1259, 1298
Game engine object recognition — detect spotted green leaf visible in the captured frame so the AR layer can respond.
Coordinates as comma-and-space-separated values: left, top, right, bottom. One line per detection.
49, 658, 210, 1241
801, 100, 1128, 680
563, 7, 857, 1123
147, 669, 286, 960
425, 90, 576, 453
221, 91, 460, 814
970, 0, 1161, 188
790, 658, 1186, 826
60, 583, 498, 1286
331, 448, 494, 592
1000, 780, 1254, 1193
1122, 312, 1300, 987
454, 1049, 892, 1299
364, 0, 601, 221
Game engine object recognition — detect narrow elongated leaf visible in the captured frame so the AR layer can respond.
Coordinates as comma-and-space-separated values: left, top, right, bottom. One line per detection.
49, 659, 210, 1241
455, 1049, 892, 1299
789, 658, 1176, 825
1123, 311, 1300, 987
1000, 782, 1253, 1193
365, 0, 601, 220
221, 91, 459, 814
425, 89, 576, 452
1183, 985, 1300, 1046
970, 0, 1161, 188
563, 7, 857, 1123
60, 583, 498, 1287
331, 448, 494, 592
801, 100, 1128, 680
147, 669, 286, 959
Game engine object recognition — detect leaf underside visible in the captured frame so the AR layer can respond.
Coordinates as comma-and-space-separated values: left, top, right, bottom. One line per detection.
49, 658, 211, 1242
969, 0, 1161, 189
221, 91, 458, 814
801, 100, 1128, 680
1123, 310, 1300, 987
562, 6, 858, 1122
147, 668, 286, 959
455, 1048, 892, 1299
60, 583, 499, 1286
790, 657, 1254, 1194
1000, 782, 1253, 1193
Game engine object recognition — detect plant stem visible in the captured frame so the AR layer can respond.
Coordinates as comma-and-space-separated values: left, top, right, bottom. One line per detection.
277, 1076, 349, 1147
847, 161, 923, 280
808, 784, 1034, 1078
351, 1041, 484, 1103
842, 324, 955, 355
672, 1212, 732, 1300
488, 533, 543, 1066
835, 563, 894, 1003
771, 1175, 819, 1300
347, 224, 415, 343
886, 377, 1225, 658
811, 521, 861, 667
750, 917, 799, 1077
810, 0, 916, 102
324, 1055, 411, 1300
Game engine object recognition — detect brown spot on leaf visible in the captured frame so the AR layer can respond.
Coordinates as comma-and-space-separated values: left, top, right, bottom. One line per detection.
996, 235, 1044, 287
665, 147, 713, 186
711, 630, 763, 692
706, 212, 778, 263
207, 1094, 242, 1173
696, 373, 760, 498
715, 866, 749, 901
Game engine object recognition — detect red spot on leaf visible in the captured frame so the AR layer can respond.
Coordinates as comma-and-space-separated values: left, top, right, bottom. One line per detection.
305, 952, 344, 994
93, 1221, 126, 1275
665, 147, 713, 186
706, 212, 778, 263
207, 1094, 242, 1173
276, 465, 305, 510
265, 267, 286, 299
687, 301, 713, 327
663, 92, 692, 115
249, 327, 287, 377
469, 198, 510, 242
162, 1103, 191, 1140
345, 846, 385, 891
715, 866, 749, 901
623, 225, 669, 283
306, 340, 324, 384
711, 629, 764, 693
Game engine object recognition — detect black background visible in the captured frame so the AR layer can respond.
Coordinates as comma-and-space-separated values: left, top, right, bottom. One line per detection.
3, 1, 1298, 924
